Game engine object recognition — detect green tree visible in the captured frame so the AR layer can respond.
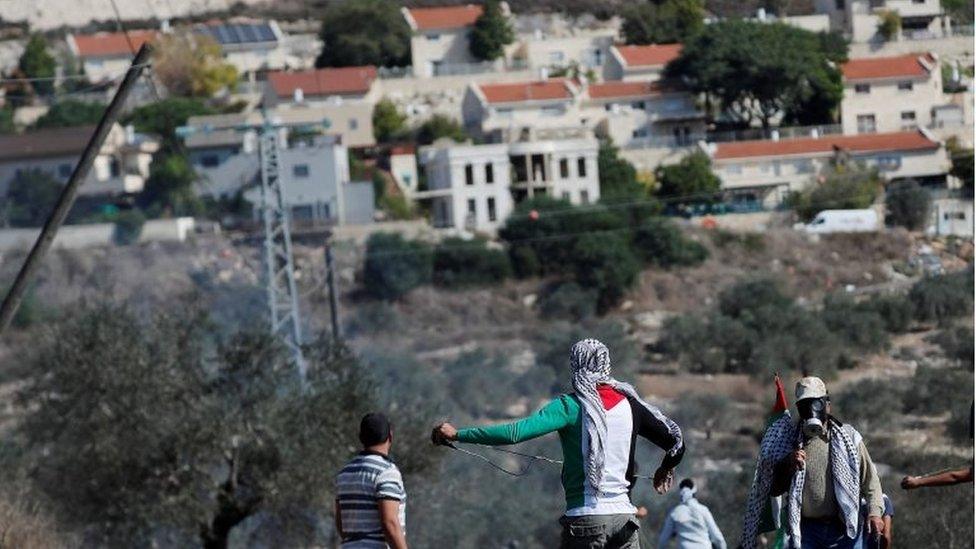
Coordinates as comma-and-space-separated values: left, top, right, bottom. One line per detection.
571, 233, 640, 312
113, 208, 146, 245
18, 34, 56, 96
138, 155, 203, 216
877, 10, 901, 41
621, 0, 705, 45
124, 97, 215, 150
316, 0, 411, 68
632, 217, 708, 267
154, 32, 238, 98
469, 0, 515, 61
948, 145, 973, 198
885, 179, 931, 230
363, 233, 433, 300
598, 140, 643, 200
416, 114, 468, 145
433, 237, 512, 287
34, 100, 105, 129
666, 21, 844, 128
4, 169, 61, 227
0, 106, 14, 134
788, 162, 881, 222
654, 151, 721, 203
372, 99, 407, 143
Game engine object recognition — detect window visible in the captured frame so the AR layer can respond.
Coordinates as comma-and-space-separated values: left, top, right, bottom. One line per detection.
632, 128, 649, 138
945, 211, 966, 220
631, 101, 646, 110
541, 106, 563, 116
835, 0, 844, 8
577, 158, 586, 178
875, 155, 901, 171
487, 197, 497, 221
559, 158, 569, 179
726, 164, 743, 175
854, 83, 871, 94
58, 163, 73, 178
349, 118, 358, 130
580, 190, 590, 204
467, 198, 476, 216
898, 81, 913, 91
496, 108, 514, 118
201, 155, 220, 168
485, 163, 494, 184
427, 33, 441, 41
856, 114, 876, 134
562, 191, 571, 200
109, 158, 121, 178
901, 111, 916, 121
465, 164, 474, 186
293, 164, 310, 177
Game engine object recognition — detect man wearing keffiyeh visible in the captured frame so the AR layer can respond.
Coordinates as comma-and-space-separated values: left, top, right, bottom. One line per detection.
432, 338, 685, 548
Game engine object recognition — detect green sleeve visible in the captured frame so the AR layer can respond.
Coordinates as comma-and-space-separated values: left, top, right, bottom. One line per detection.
457, 395, 576, 445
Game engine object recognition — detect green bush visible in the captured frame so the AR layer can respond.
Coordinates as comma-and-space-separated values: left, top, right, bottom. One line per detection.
538, 282, 598, 321
669, 392, 733, 439
885, 179, 931, 230
344, 302, 400, 338
718, 278, 792, 319
858, 293, 914, 333
710, 230, 765, 252
833, 377, 906, 431
877, 10, 901, 41
632, 218, 708, 268
113, 209, 146, 246
570, 233, 640, 312
909, 269, 974, 324
931, 325, 975, 368
821, 294, 890, 352
510, 245, 541, 279
902, 365, 973, 416
946, 403, 973, 442
788, 165, 881, 222
363, 233, 432, 300
433, 237, 512, 288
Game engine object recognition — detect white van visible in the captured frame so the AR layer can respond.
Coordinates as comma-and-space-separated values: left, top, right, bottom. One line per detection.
798, 209, 880, 234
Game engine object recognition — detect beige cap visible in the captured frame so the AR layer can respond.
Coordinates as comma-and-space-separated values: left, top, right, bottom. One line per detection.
795, 376, 827, 401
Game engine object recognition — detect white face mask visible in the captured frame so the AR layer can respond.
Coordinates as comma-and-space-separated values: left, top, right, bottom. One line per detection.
798, 397, 828, 438
803, 417, 825, 438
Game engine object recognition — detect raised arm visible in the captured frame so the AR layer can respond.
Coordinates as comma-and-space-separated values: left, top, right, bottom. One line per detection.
436, 395, 576, 446
901, 466, 974, 489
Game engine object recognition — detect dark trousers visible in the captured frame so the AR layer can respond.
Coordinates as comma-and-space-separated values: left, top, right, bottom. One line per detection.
800, 518, 864, 549
559, 514, 640, 549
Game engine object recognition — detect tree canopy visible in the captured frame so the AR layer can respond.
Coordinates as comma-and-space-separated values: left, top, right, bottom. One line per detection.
18, 34, 56, 96
138, 154, 203, 217
885, 179, 931, 231
124, 97, 216, 149
316, 0, 411, 68
372, 99, 408, 143
788, 161, 881, 222
666, 21, 846, 128
654, 151, 721, 203
621, 0, 705, 45
469, 0, 515, 61
4, 169, 62, 227
416, 114, 468, 145
153, 32, 238, 98
33, 100, 105, 129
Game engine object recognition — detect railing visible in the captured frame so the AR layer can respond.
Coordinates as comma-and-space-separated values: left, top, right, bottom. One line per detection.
951, 24, 975, 36
377, 65, 413, 79
623, 135, 699, 150
433, 60, 502, 77
706, 124, 843, 143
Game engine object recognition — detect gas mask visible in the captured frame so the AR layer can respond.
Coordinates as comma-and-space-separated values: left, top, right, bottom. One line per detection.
797, 397, 829, 438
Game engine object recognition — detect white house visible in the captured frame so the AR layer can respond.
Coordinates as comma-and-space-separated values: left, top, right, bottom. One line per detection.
66, 30, 158, 83
702, 129, 950, 208
929, 197, 973, 237
604, 44, 682, 82
0, 123, 158, 198
814, 0, 949, 42
512, 13, 618, 73
416, 134, 600, 233
583, 80, 706, 148
840, 52, 945, 134
403, 4, 510, 78
195, 19, 291, 75
462, 77, 584, 140
264, 65, 380, 107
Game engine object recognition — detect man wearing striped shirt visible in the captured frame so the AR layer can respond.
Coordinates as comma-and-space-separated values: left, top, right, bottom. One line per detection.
334, 413, 408, 549
433, 338, 685, 548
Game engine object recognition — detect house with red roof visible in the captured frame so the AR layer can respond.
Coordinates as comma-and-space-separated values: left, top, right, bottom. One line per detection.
66, 30, 158, 83
265, 66, 380, 105
605, 44, 683, 82
462, 77, 584, 140
840, 52, 948, 135
700, 129, 950, 208
402, 3, 510, 77
582, 80, 705, 148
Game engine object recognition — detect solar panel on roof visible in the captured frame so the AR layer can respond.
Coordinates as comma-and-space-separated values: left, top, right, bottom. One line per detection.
203, 23, 276, 45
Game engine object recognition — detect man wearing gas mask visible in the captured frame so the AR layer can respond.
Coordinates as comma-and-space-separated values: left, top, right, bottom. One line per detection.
768, 377, 885, 549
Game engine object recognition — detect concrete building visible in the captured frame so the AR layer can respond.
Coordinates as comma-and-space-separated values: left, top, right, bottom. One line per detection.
195, 19, 290, 75
814, 0, 949, 42
462, 78, 584, 140
388, 145, 419, 195
0, 123, 158, 198
841, 52, 946, 134
416, 133, 599, 233
928, 197, 973, 236
263, 65, 380, 107
403, 4, 510, 78
701, 129, 950, 208
66, 30, 158, 83
604, 44, 682, 82
583, 80, 706, 148
512, 13, 618, 73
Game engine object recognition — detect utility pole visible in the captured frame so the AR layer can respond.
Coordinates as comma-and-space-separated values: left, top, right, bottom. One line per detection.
258, 117, 306, 381
325, 241, 341, 342
0, 43, 153, 336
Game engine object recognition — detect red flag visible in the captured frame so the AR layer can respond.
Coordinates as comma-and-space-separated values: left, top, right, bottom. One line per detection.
771, 374, 788, 415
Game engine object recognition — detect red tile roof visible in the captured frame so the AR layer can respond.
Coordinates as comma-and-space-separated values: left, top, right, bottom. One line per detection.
406, 5, 483, 30
71, 30, 158, 58
268, 66, 378, 98
588, 80, 668, 99
390, 145, 416, 155
614, 44, 682, 68
841, 53, 936, 80
713, 130, 939, 160
478, 79, 574, 104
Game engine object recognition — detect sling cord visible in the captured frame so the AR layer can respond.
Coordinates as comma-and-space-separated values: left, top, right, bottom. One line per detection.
444, 442, 656, 480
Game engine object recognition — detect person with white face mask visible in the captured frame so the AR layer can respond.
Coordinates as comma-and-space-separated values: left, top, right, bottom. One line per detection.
769, 377, 885, 549
657, 478, 727, 549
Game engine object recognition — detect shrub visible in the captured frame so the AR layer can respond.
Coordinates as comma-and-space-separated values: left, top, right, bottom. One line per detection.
538, 282, 598, 321
416, 114, 468, 145
510, 245, 540, 278
669, 392, 733, 439
654, 151, 721, 203
710, 230, 765, 252
931, 325, 975, 368
788, 165, 881, 222
946, 403, 973, 442
833, 377, 906, 431
909, 269, 974, 324
821, 294, 890, 352
632, 218, 708, 268
570, 233, 640, 312
363, 233, 432, 300
433, 237, 512, 287
902, 365, 973, 416
858, 293, 914, 333
877, 10, 901, 41
344, 302, 400, 338
113, 209, 146, 246
885, 179, 931, 230
718, 278, 792, 319
372, 99, 407, 143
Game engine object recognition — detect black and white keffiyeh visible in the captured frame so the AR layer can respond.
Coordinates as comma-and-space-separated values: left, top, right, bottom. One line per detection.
741, 417, 863, 549
570, 338, 683, 493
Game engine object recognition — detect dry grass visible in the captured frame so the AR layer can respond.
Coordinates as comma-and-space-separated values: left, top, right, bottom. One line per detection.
0, 490, 67, 549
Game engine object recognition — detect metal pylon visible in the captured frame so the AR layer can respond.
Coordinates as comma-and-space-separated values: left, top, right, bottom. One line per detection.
258, 123, 306, 381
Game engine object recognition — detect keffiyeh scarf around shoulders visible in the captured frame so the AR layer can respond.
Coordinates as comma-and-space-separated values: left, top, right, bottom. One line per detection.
570, 338, 683, 493
741, 416, 863, 549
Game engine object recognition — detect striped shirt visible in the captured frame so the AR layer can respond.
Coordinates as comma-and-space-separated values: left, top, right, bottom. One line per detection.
335, 451, 406, 548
